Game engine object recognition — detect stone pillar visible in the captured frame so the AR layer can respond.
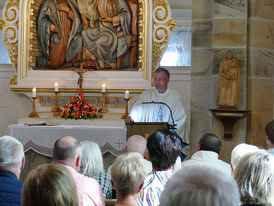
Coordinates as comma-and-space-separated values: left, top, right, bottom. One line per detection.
191, 0, 213, 155
248, 0, 274, 147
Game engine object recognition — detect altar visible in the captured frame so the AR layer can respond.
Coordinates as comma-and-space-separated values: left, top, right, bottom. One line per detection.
5, 120, 127, 157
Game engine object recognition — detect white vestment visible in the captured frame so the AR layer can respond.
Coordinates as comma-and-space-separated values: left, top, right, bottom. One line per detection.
129, 88, 188, 144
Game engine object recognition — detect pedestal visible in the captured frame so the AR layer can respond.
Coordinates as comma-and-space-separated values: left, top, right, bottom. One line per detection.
210, 108, 250, 140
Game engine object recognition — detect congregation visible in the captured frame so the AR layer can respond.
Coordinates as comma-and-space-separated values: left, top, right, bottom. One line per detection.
0, 120, 274, 206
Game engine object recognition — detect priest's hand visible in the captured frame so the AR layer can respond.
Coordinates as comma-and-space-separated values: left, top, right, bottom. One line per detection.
125, 116, 134, 124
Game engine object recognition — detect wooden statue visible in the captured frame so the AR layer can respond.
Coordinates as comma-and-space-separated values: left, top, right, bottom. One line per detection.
217, 51, 240, 108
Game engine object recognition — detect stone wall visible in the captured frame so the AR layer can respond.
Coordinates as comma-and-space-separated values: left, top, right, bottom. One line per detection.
191, 0, 273, 163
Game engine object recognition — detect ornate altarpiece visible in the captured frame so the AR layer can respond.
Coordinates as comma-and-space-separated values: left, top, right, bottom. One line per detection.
0, 0, 175, 92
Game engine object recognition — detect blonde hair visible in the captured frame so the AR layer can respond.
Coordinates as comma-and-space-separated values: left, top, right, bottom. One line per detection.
111, 154, 146, 197
22, 163, 78, 206
233, 151, 274, 206
79, 141, 104, 176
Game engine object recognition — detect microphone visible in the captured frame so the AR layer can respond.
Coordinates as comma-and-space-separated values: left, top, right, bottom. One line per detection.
141, 101, 177, 130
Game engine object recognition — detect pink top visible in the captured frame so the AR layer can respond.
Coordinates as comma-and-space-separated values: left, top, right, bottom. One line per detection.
65, 165, 105, 206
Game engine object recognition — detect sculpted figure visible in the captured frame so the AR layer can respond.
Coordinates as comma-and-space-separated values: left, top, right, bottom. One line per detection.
36, 0, 82, 68
79, 0, 132, 69
217, 51, 240, 108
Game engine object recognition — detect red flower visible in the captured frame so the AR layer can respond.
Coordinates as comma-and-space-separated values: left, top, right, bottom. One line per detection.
99, 114, 103, 118
65, 112, 70, 117
79, 93, 83, 98
90, 112, 95, 117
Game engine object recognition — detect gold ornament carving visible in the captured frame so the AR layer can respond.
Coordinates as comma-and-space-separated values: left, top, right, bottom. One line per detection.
0, 0, 19, 85
152, 0, 176, 73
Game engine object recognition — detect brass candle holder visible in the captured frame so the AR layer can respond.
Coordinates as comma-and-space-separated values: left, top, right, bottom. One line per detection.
29, 97, 39, 117
121, 98, 130, 119
51, 91, 60, 113
99, 92, 108, 113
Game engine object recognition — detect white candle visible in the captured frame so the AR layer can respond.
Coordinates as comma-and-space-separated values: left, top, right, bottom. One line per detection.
125, 90, 129, 99
32, 87, 36, 98
102, 83, 106, 93
55, 82, 59, 92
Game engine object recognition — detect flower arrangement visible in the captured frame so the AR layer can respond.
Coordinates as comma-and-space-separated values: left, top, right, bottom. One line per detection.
59, 92, 103, 120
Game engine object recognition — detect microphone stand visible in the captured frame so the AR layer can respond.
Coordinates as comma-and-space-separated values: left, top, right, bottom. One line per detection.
142, 101, 177, 130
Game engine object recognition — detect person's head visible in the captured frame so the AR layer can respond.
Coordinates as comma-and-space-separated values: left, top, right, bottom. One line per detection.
230, 143, 259, 171
154, 67, 170, 94
198, 133, 221, 154
111, 154, 146, 198
160, 165, 240, 206
147, 130, 181, 171
22, 163, 78, 206
265, 120, 274, 147
79, 141, 104, 177
126, 135, 147, 157
53, 136, 81, 171
0, 136, 25, 179
233, 150, 274, 206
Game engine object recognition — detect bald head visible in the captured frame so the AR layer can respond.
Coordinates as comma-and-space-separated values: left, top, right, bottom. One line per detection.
53, 136, 81, 167
126, 135, 147, 157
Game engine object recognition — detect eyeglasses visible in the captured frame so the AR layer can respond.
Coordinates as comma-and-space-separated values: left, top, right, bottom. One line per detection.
153, 78, 168, 82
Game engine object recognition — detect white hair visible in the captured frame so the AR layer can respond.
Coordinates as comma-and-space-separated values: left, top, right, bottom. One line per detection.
79, 141, 104, 176
233, 150, 274, 206
231, 143, 259, 170
0, 136, 24, 167
160, 165, 240, 206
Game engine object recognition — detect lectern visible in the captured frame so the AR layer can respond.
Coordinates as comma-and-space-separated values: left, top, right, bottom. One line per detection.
126, 122, 168, 139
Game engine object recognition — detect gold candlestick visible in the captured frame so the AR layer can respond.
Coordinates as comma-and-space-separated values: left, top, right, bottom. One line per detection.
29, 97, 39, 117
121, 98, 130, 119
51, 91, 60, 113
99, 92, 108, 113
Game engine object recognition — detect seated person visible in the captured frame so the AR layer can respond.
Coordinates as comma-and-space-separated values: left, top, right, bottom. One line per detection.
137, 130, 181, 206
230, 143, 259, 171
233, 150, 274, 206
160, 165, 240, 206
22, 163, 78, 206
79, 141, 112, 199
182, 133, 231, 175
111, 154, 146, 206
0, 136, 25, 206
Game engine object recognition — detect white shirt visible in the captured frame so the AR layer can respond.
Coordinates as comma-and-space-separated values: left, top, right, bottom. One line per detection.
129, 88, 188, 144
181, 151, 231, 175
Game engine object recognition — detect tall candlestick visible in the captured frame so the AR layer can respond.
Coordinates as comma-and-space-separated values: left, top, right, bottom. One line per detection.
32, 87, 36, 98
125, 90, 129, 99
55, 82, 59, 92
102, 83, 106, 93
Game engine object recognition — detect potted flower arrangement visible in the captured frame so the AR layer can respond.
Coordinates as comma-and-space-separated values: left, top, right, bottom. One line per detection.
59, 92, 103, 120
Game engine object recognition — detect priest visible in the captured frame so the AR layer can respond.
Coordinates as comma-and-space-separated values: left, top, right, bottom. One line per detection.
125, 67, 188, 159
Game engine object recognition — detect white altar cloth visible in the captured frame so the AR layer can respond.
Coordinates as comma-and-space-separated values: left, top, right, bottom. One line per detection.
5, 123, 127, 157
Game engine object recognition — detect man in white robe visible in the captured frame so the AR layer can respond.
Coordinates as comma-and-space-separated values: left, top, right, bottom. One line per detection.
126, 67, 188, 158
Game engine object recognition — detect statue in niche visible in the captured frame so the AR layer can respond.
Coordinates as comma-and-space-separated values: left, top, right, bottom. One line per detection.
36, 0, 83, 68
216, 51, 240, 108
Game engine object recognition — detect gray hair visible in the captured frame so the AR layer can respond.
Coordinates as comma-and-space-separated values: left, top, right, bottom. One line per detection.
233, 150, 274, 206
0, 136, 24, 167
160, 165, 240, 206
79, 141, 104, 176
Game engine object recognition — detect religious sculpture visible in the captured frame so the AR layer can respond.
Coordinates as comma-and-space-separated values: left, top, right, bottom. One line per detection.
80, 0, 132, 69
36, 0, 82, 68
216, 51, 240, 108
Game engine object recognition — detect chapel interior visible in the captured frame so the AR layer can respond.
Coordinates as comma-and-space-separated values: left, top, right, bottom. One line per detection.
0, 0, 273, 182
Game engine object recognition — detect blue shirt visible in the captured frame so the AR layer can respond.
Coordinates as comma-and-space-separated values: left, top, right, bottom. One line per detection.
0, 170, 23, 206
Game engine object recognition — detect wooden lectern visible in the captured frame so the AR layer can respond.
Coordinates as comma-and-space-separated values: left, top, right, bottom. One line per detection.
126, 122, 168, 140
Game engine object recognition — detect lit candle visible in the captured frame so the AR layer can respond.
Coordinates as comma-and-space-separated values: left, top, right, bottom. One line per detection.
102, 83, 106, 93
55, 82, 58, 92
125, 90, 129, 99
32, 87, 36, 98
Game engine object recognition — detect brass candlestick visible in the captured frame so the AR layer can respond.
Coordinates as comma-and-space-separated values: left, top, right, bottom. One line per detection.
99, 92, 108, 113
51, 91, 60, 113
121, 98, 130, 119
29, 97, 39, 117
